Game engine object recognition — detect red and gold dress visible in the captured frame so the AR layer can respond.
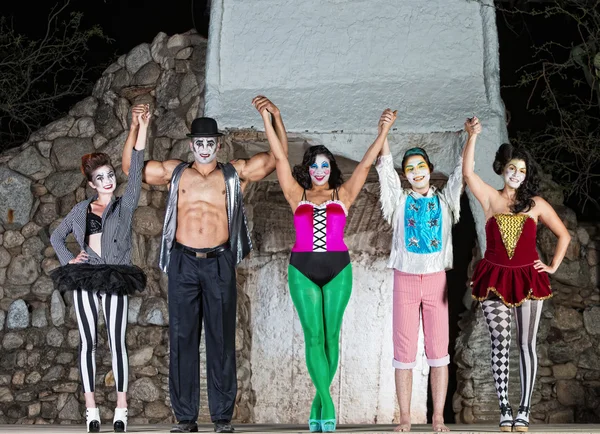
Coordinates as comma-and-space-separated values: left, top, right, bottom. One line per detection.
471, 214, 552, 307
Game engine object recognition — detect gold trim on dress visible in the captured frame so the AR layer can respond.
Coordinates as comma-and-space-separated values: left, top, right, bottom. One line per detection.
470, 285, 553, 308
494, 214, 530, 260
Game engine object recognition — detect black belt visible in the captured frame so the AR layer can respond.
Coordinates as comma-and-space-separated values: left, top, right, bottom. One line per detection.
174, 242, 230, 259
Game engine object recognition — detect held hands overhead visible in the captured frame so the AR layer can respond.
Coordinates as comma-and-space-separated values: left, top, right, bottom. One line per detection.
137, 105, 151, 128
465, 116, 481, 136
378, 108, 398, 133
252, 95, 280, 117
131, 104, 148, 127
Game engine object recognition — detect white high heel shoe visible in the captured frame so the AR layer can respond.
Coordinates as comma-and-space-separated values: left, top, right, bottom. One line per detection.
113, 407, 128, 432
86, 408, 100, 433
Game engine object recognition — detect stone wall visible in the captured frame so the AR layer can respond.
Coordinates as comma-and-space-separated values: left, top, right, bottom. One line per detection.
0, 30, 214, 425
453, 187, 600, 424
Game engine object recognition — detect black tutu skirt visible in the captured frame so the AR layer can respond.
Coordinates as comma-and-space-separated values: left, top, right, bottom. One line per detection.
50, 264, 146, 295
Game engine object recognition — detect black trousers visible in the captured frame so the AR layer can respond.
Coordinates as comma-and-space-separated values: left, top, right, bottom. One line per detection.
167, 243, 237, 423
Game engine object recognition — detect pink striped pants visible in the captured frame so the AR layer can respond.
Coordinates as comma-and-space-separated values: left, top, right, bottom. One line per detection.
392, 270, 450, 369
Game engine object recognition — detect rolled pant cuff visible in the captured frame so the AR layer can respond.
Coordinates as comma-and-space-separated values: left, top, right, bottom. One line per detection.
392, 358, 416, 370
427, 354, 450, 367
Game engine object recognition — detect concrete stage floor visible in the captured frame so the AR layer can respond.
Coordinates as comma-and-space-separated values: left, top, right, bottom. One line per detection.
0, 425, 600, 433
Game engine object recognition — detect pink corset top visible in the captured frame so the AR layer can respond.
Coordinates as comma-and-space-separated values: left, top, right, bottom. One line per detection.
292, 190, 348, 252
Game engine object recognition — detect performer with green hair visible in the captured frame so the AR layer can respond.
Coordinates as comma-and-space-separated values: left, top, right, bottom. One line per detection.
254, 96, 397, 432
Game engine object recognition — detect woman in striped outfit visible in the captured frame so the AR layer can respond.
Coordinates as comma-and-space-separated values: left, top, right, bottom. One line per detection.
50, 105, 149, 433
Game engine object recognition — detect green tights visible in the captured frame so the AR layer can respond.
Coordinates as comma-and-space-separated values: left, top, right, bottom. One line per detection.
288, 263, 353, 422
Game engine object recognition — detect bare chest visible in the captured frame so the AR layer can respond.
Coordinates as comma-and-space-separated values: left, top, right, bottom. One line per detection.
177, 169, 227, 208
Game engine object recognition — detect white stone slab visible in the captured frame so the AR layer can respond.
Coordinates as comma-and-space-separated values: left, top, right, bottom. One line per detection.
206, 0, 508, 253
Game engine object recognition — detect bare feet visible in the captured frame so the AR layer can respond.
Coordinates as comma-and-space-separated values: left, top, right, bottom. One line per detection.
393, 421, 411, 432
432, 416, 449, 432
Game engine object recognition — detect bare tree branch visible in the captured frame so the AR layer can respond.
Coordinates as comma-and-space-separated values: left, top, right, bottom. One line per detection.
0, 0, 111, 151
494, 0, 600, 213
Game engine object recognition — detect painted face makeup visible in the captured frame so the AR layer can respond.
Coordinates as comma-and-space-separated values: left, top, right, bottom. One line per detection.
89, 165, 116, 194
403, 155, 431, 189
503, 158, 527, 189
191, 137, 218, 164
309, 154, 331, 186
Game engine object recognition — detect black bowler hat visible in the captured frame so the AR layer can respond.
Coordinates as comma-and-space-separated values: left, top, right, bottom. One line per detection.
186, 117, 224, 137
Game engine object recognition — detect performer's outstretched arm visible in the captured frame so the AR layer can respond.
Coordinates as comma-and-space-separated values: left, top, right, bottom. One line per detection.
375, 117, 403, 224
253, 97, 303, 207
121, 104, 179, 185
440, 123, 475, 224
462, 117, 498, 214
121, 104, 146, 176
121, 110, 150, 210
339, 109, 397, 209
233, 96, 290, 186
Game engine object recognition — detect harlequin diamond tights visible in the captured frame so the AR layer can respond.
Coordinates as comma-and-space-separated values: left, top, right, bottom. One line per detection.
481, 298, 544, 413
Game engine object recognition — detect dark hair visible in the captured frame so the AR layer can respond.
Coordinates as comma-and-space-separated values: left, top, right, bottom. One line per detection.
492, 143, 540, 214
81, 153, 112, 182
401, 147, 435, 172
292, 145, 343, 190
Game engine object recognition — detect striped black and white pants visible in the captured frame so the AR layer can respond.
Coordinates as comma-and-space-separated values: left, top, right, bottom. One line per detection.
73, 288, 129, 393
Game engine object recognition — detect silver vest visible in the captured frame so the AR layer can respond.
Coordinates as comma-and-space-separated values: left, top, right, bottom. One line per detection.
158, 162, 253, 273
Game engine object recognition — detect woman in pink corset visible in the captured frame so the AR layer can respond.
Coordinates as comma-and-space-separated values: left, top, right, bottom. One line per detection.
256, 96, 397, 432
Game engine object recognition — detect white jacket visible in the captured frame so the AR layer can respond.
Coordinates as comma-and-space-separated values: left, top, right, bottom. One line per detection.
376, 153, 463, 274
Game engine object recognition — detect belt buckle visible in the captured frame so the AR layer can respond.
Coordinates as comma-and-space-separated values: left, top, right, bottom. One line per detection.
195, 251, 208, 259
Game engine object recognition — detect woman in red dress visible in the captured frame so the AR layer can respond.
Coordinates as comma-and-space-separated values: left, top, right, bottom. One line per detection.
463, 118, 571, 432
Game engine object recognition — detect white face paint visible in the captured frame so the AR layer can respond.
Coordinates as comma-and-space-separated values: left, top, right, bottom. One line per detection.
503, 158, 527, 189
89, 165, 116, 194
309, 154, 331, 186
403, 155, 431, 189
191, 137, 219, 164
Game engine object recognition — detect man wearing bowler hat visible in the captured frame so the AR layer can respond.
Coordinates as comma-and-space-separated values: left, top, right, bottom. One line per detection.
122, 96, 287, 433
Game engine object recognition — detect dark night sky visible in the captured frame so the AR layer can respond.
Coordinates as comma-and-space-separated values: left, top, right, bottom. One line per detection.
2, 0, 209, 61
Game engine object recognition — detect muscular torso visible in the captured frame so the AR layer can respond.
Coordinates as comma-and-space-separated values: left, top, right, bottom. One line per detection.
175, 166, 230, 248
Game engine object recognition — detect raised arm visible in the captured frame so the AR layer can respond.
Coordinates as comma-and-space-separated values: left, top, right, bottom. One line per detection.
439, 137, 467, 224
533, 198, 572, 274
121, 104, 179, 185
121, 104, 146, 176
233, 96, 290, 187
252, 98, 303, 205
375, 114, 404, 224
122, 111, 150, 209
463, 117, 497, 214
339, 109, 397, 208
